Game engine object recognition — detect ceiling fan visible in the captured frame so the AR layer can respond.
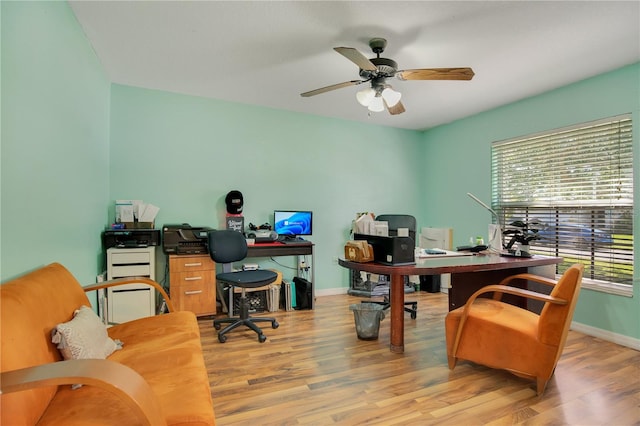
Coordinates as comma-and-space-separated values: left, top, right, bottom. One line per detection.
300, 38, 474, 115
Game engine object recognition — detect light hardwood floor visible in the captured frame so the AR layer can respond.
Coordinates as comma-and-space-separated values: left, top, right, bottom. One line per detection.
199, 292, 640, 425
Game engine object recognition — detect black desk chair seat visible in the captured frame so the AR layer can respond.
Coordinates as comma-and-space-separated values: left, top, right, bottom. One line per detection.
208, 230, 279, 343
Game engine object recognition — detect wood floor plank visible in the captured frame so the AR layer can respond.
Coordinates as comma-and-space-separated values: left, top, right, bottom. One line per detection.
199, 292, 640, 425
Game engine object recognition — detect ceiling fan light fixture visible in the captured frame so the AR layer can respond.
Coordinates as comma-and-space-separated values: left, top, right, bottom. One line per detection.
301, 38, 474, 118
356, 87, 375, 106
368, 96, 384, 112
381, 87, 401, 107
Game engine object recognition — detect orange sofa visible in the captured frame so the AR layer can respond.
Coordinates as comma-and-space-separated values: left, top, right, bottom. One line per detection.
1, 262, 216, 426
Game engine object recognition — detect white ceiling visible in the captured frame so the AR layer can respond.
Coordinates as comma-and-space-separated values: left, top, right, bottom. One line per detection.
69, 1, 640, 131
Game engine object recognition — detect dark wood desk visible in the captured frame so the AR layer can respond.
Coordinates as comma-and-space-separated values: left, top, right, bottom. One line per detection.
339, 254, 562, 353
246, 241, 315, 309
247, 242, 313, 258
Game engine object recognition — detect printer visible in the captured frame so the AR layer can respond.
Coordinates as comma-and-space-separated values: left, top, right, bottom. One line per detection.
354, 233, 415, 266
102, 229, 161, 249
162, 224, 213, 254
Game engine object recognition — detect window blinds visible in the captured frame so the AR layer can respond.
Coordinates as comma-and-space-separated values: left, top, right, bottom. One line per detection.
492, 115, 633, 286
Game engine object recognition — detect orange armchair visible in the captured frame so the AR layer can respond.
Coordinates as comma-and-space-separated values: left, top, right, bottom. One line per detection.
445, 264, 583, 395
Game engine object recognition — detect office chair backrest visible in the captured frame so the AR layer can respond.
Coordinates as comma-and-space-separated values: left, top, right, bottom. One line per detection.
208, 230, 248, 264
376, 214, 417, 243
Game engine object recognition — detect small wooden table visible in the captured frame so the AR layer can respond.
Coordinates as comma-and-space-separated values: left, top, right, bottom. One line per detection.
339, 254, 562, 353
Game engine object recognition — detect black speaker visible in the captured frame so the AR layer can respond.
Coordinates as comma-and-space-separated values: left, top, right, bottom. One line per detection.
420, 275, 441, 293
293, 277, 312, 310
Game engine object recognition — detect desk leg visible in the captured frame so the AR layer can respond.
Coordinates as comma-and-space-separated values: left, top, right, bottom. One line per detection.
389, 273, 405, 354
310, 245, 315, 309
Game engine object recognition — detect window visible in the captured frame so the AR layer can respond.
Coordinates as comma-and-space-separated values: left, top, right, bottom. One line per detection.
492, 115, 633, 295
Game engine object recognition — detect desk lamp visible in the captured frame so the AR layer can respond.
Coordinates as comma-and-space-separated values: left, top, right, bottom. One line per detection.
467, 193, 503, 252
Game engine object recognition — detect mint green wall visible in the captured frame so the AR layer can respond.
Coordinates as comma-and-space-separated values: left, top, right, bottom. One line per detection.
1, 0, 637, 341
421, 63, 640, 340
1, 1, 110, 283
109, 84, 423, 289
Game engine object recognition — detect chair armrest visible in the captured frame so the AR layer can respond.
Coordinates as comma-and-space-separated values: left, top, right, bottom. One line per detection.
474, 284, 568, 305
83, 277, 175, 313
1, 359, 166, 426
451, 284, 568, 358
498, 272, 558, 288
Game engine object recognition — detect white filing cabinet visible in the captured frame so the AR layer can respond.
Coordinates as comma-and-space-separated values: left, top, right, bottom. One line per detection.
106, 247, 156, 323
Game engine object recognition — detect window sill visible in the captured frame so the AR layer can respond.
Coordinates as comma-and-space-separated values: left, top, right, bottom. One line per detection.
580, 278, 633, 297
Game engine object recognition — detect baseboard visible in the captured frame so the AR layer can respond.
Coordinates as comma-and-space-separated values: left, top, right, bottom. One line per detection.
571, 321, 640, 351
316, 287, 349, 297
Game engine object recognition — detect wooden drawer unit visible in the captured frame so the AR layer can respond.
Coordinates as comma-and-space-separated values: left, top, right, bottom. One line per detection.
169, 254, 216, 317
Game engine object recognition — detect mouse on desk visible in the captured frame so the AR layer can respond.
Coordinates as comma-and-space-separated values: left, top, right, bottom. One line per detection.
456, 244, 488, 253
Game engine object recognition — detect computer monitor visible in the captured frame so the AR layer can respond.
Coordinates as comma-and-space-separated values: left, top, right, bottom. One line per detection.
274, 210, 313, 236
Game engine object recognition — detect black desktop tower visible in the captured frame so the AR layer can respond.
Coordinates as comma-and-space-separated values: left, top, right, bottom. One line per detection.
293, 277, 312, 310
420, 275, 441, 293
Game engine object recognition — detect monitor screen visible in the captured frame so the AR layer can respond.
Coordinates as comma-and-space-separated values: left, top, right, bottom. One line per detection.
274, 210, 313, 236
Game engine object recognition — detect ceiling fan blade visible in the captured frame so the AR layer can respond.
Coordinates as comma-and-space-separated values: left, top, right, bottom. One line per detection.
300, 80, 363, 97
397, 67, 475, 81
385, 99, 406, 115
334, 47, 377, 71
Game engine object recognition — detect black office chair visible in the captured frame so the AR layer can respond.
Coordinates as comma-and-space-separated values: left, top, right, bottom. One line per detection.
362, 214, 418, 319
208, 230, 279, 343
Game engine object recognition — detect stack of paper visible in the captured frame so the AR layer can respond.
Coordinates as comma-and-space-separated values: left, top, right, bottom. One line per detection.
115, 200, 135, 223
139, 203, 159, 223
282, 281, 293, 311
267, 284, 281, 312
371, 283, 390, 296
115, 199, 160, 225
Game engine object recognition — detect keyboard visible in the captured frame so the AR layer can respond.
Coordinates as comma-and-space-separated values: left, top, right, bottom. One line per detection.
278, 237, 308, 245
424, 248, 447, 255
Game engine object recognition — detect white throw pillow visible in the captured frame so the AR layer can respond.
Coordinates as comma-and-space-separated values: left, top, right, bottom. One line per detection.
52, 305, 122, 360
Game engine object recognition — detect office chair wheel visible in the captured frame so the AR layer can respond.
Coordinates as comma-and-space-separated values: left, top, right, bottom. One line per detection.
214, 323, 221, 330
410, 311, 417, 320
258, 333, 267, 343
218, 333, 227, 343
272, 320, 279, 329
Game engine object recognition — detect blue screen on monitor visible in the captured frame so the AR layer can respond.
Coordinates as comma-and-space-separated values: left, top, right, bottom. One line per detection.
274, 210, 313, 236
